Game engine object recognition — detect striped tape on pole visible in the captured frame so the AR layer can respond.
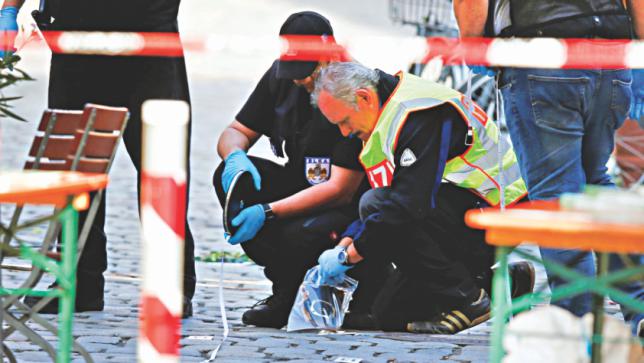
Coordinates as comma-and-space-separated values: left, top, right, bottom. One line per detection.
20, 30, 644, 69
138, 100, 189, 363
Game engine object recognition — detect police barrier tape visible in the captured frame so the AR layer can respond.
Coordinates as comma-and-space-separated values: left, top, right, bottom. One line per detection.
13, 30, 644, 69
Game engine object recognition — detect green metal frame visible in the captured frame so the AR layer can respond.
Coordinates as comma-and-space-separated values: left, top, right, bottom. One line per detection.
0, 203, 78, 363
490, 247, 644, 363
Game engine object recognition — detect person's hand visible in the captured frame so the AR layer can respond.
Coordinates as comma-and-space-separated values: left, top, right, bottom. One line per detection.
222, 150, 261, 193
631, 69, 644, 127
227, 204, 265, 245
469, 65, 496, 77
0, 7, 19, 59
317, 246, 353, 285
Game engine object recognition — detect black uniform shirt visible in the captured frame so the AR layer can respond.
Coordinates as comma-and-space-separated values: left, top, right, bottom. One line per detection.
236, 60, 364, 186
53, 0, 181, 32
344, 70, 470, 257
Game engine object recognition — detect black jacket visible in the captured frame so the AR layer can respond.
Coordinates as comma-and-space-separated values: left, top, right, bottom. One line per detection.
490, 0, 634, 38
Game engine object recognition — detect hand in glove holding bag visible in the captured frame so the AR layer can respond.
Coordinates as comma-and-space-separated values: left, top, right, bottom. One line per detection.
317, 246, 353, 285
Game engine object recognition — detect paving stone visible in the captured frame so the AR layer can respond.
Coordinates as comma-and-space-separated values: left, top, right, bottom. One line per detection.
451, 345, 490, 362
76, 336, 122, 345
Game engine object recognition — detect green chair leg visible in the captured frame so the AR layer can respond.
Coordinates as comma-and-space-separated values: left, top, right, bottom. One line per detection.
57, 205, 78, 363
490, 246, 511, 363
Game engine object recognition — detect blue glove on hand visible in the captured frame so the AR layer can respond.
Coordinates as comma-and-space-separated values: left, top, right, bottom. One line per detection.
469, 65, 496, 78
222, 150, 261, 193
227, 204, 265, 245
0, 7, 18, 59
631, 69, 644, 126
317, 246, 353, 285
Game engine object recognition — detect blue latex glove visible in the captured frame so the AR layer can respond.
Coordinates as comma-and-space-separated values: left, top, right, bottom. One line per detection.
469, 65, 496, 77
227, 204, 265, 245
631, 69, 644, 126
222, 150, 261, 193
0, 7, 18, 59
317, 246, 353, 285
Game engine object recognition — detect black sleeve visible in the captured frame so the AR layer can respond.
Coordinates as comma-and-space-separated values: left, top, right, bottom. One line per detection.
331, 136, 364, 171
352, 105, 466, 258
235, 62, 278, 136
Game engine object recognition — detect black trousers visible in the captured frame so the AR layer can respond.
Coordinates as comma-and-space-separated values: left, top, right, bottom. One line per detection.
213, 157, 389, 310
49, 53, 196, 300
359, 184, 495, 329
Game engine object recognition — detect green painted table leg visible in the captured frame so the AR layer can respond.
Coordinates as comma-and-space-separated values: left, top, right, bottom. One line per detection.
590, 253, 608, 363
57, 205, 77, 363
490, 246, 511, 363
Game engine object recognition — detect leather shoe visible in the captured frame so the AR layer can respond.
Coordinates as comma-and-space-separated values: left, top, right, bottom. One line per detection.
23, 294, 104, 314
508, 261, 535, 299
342, 311, 376, 330
182, 296, 193, 319
241, 295, 291, 328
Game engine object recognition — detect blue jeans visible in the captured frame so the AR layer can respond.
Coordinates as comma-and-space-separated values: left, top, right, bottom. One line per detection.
499, 68, 642, 332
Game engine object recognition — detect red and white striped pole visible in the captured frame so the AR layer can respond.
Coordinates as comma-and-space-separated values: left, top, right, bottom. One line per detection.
138, 100, 189, 363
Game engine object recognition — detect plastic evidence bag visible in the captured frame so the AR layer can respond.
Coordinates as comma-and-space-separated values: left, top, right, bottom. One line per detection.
287, 266, 358, 332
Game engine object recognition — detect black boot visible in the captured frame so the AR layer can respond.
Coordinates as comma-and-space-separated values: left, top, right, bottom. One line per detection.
241, 294, 292, 329
182, 296, 193, 319
477, 261, 536, 299
24, 274, 105, 314
23, 286, 104, 314
508, 261, 535, 299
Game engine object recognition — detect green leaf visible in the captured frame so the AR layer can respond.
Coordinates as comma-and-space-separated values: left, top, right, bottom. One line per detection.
0, 106, 26, 121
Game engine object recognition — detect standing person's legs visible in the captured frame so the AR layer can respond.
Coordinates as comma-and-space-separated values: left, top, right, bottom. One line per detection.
586, 70, 643, 333
45, 54, 114, 308
610, 254, 644, 335
500, 68, 595, 316
582, 69, 630, 186
127, 55, 197, 315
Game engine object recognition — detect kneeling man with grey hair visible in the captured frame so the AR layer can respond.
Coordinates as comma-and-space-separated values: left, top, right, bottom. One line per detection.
311, 62, 533, 334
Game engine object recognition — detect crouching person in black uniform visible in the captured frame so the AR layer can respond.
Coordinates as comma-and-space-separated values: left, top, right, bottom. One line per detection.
313, 62, 534, 334
213, 12, 388, 329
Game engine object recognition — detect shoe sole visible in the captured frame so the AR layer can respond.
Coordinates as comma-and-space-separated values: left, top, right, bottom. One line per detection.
470, 311, 491, 327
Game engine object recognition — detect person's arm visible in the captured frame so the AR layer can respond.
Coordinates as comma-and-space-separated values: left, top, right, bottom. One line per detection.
345, 239, 364, 265
453, 0, 489, 37
0, 0, 22, 57
2, 0, 24, 9
628, 0, 644, 38
217, 120, 261, 159
269, 165, 364, 218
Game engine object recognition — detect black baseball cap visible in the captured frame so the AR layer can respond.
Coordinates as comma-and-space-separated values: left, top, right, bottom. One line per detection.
277, 11, 334, 80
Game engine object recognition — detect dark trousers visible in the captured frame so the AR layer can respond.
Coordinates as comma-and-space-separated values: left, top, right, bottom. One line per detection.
359, 184, 494, 328
213, 157, 389, 309
49, 53, 196, 300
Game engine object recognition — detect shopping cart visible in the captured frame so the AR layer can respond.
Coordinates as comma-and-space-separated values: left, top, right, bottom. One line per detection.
389, 0, 497, 119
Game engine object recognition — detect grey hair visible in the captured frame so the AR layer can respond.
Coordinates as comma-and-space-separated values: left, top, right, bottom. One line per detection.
311, 62, 380, 109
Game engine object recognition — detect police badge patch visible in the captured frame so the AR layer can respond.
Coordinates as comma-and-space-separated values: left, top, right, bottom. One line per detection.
305, 157, 331, 185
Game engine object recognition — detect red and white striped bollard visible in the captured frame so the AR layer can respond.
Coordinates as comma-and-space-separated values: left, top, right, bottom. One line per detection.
138, 99, 189, 363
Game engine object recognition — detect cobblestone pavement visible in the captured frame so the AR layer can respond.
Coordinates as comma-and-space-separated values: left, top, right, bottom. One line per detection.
0, 1, 558, 362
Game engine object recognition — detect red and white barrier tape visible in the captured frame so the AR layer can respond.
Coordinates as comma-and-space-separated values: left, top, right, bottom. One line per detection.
138, 100, 189, 363
14, 30, 644, 69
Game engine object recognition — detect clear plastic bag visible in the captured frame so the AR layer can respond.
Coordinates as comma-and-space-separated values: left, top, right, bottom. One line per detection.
286, 266, 358, 332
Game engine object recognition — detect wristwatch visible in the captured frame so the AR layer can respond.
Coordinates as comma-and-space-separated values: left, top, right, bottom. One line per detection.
337, 246, 352, 266
261, 203, 276, 221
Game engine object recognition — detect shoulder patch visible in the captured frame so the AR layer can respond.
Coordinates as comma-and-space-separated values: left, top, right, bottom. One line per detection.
400, 148, 417, 167
305, 157, 331, 185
